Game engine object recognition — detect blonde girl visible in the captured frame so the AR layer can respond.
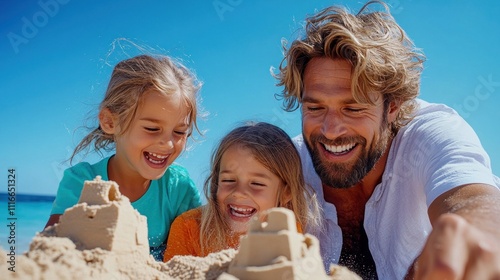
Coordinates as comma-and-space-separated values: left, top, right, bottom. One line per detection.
45, 54, 203, 261
164, 122, 320, 261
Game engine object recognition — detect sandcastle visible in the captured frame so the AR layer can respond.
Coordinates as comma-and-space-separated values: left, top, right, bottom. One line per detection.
219, 207, 330, 280
54, 176, 149, 256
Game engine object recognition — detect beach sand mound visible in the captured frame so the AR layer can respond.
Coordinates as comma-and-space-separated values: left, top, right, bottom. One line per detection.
0, 176, 360, 279
0, 234, 236, 279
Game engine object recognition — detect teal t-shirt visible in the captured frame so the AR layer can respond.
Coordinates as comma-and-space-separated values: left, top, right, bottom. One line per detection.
50, 156, 202, 261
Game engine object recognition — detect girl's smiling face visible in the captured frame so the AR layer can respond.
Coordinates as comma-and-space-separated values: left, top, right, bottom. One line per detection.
216, 144, 284, 234
109, 90, 190, 182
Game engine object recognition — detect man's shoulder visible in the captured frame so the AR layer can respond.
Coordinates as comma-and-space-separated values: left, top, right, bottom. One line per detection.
413, 99, 460, 120
291, 134, 312, 161
401, 99, 466, 137
292, 134, 306, 150
292, 133, 303, 143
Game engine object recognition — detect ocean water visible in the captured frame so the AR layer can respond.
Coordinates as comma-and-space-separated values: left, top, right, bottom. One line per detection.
0, 193, 54, 254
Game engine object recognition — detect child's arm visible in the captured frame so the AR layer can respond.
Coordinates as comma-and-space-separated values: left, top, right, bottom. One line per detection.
44, 214, 61, 228
163, 210, 201, 262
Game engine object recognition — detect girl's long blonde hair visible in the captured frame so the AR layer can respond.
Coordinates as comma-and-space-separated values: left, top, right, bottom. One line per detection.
199, 122, 321, 254
70, 54, 202, 163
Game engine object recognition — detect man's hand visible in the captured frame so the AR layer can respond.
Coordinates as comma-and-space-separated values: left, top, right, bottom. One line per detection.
411, 183, 500, 279
414, 213, 500, 279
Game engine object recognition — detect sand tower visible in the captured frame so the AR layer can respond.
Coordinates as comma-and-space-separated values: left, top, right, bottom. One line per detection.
54, 176, 149, 256
226, 207, 329, 280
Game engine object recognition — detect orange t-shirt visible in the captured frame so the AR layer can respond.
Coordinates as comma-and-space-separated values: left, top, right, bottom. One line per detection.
163, 207, 303, 262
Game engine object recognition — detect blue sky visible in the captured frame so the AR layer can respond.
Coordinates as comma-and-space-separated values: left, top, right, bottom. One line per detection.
1, 0, 499, 196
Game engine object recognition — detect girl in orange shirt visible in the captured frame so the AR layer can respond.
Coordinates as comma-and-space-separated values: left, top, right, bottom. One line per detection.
164, 122, 321, 261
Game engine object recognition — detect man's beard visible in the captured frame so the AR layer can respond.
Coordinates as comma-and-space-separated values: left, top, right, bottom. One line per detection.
305, 122, 392, 189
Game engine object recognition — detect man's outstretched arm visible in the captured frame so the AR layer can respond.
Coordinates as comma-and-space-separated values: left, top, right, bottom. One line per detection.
412, 183, 500, 279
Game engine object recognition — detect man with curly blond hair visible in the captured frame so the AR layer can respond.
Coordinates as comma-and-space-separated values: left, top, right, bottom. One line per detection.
276, 1, 500, 279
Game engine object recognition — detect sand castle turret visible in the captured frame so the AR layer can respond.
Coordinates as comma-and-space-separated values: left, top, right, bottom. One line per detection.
225, 207, 330, 280
54, 176, 149, 256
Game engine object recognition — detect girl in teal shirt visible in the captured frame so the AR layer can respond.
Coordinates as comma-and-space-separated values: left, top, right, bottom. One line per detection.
45, 54, 203, 261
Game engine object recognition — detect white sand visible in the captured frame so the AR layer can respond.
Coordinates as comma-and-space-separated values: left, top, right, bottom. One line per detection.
0, 233, 236, 279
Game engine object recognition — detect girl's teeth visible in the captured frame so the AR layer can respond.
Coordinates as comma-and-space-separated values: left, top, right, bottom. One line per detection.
149, 158, 163, 164
146, 152, 168, 164
150, 152, 167, 159
229, 205, 255, 217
